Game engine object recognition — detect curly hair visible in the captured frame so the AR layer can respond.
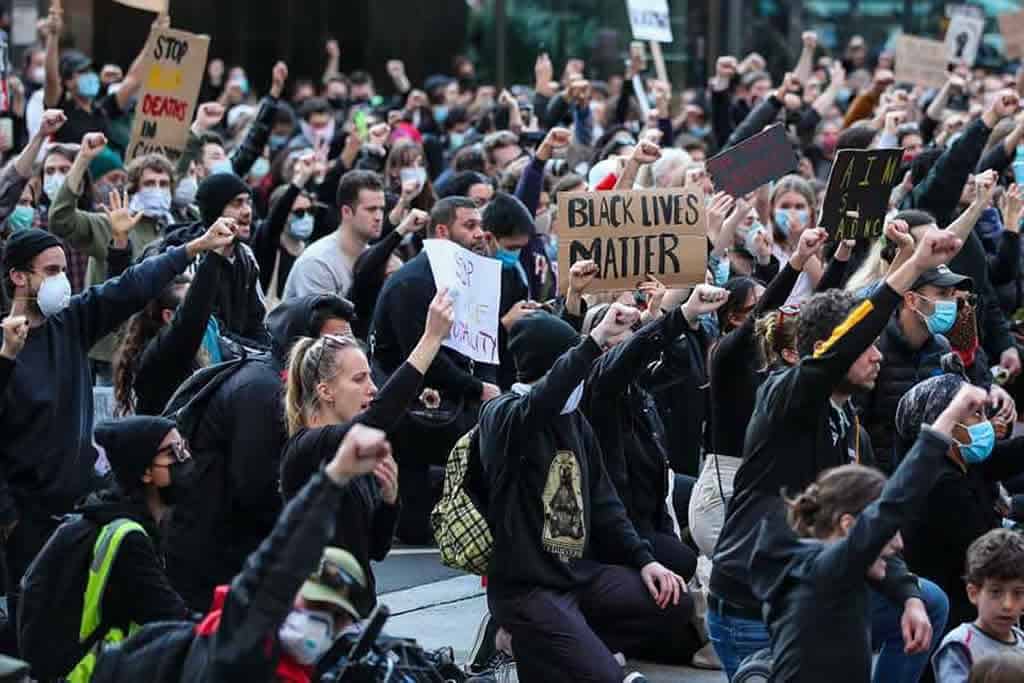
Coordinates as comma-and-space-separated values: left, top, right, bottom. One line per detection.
112, 274, 192, 416
126, 153, 176, 194
755, 308, 799, 370
966, 528, 1024, 586
786, 464, 885, 539
796, 289, 859, 359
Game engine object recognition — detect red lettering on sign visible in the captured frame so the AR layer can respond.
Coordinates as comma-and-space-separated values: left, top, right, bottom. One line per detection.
141, 94, 189, 122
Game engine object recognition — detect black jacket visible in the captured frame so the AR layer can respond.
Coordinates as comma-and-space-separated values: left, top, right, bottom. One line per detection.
749, 427, 954, 683
902, 438, 1024, 632
650, 326, 711, 476
162, 224, 270, 348
133, 252, 225, 416
92, 470, 348, 683
163, 295, 325, 611
0, 246, 190, 524
583, 308, 689, 535
480, 336, 655, 596
279, 361, 425, 613
249, 183, 301, 298
76, 491, 189, 630
858, 317, 952, 474
710, 283, 922, 611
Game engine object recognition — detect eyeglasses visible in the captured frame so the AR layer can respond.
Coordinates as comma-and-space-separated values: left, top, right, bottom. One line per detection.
311, 556, 361, 597
155, 440, 191, 463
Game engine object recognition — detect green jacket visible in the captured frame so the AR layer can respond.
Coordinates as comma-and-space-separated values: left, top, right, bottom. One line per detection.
48, 182, 164, 363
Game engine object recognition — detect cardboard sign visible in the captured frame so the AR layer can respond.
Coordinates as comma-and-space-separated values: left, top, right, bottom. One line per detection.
114, 0, 169, 13
946, 13, 985, 66
999, 11, 1024, 60
707, 124, 796, 198
894, 35, 949, 89
423, 239, 502, 365
819, 148, 903, 241
626, 0, 673, 44
555, 187, 706, 294
126, 27, 210, 162
10, 0, 37, 47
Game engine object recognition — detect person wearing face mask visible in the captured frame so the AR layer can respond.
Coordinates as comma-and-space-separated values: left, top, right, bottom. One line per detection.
175, 62, 289, 183
91, 426, 382, 683
0, 109, 67, 242
0, 222, 232, 655
280, 291, 454, 615
290, 98, 337, 151
41, 6, 149, 150
17, 416, 192, 682
895, 374, 1024, 648
858, 265, 995, 475
50, 133, 178, 382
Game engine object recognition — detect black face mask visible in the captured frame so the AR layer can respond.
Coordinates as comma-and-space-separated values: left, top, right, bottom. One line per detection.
158, 459, 197, 506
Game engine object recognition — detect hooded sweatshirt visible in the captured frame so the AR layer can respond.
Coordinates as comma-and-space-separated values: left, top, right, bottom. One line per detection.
163, 295, 332, 611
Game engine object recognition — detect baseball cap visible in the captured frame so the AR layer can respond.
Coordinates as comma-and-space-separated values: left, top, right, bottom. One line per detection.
299, 547, 368, 620
911, 265, 972, 291
60, 51, 93, 80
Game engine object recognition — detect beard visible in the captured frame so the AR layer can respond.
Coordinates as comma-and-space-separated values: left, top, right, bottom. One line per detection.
837, 376, 873, 395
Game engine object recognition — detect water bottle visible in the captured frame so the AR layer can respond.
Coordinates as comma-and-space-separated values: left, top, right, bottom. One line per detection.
1013, 145, 1024, 187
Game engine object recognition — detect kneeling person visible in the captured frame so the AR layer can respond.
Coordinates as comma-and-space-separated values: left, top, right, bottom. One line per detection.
479, 304, 701, 682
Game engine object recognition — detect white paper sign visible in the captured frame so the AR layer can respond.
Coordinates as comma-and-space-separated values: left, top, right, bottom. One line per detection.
423, 239, 501, 365
946, 13, 985, 66
626, 0, 673, 43
11, 0, 38, 47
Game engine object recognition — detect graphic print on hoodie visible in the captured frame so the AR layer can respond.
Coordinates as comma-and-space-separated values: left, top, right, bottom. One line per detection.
543, 451, 586, 561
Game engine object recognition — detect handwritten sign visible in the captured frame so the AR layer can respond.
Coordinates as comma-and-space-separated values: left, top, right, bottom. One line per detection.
114, 0, 169, 13
894, 35, 949, 90
126, 26, 210, 162
707, 124, 796, 198
999, 11, 1024, 60
626, 0, 673, 43
423, 239, 502, 365
555, 187, 706, 294
946, 12, 985, 66
820, 148, 903, 241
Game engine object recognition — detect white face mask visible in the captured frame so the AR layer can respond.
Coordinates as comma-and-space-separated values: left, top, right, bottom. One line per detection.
278, 608, 336, 666
36, 272, 71, 317
43, 173, 66, 202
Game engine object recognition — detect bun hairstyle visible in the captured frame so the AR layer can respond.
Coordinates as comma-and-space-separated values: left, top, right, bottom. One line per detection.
786, 464, 885, 539
754, 307, 799, 369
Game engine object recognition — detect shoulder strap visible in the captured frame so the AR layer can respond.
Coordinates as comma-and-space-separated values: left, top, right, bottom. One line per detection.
79, 519, 148, 643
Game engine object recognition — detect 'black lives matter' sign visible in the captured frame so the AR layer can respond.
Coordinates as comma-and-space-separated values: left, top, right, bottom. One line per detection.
707, 124, 797, 198
819, 148, 903, 241
555, 187, 706, 294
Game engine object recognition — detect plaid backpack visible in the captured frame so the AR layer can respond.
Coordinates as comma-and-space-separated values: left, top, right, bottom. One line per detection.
431, 427, 493, 575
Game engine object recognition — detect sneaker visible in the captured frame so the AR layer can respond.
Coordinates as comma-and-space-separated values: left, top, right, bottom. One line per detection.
472, 651, 517, 683
691, 641, 723, 670
623, 674, 648, 683
467, 612, 499, 674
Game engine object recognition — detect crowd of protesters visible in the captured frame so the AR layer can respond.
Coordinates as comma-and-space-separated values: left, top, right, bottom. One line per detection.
4, 3, 1024, 681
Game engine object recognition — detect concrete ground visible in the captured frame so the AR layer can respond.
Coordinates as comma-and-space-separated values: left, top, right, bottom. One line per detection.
375, 548, 725, 682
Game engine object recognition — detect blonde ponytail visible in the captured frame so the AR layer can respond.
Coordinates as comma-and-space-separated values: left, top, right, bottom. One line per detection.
283, 334, 362, 436
285, 337, 319, 437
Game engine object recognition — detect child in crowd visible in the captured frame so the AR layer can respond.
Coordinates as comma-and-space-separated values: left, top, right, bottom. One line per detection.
933, 529, 1024, 682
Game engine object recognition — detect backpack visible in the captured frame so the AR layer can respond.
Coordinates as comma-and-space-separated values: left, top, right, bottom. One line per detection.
161, 356, 252, 442
430, 427, 493, 575
90, 621, 195, 683
18, 516, 147, 681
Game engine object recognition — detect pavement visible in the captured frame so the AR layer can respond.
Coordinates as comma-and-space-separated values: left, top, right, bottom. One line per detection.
373, 548, 726, 682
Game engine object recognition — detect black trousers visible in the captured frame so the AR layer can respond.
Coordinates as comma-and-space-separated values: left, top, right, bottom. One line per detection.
489, 565, 701, 682
0, 512, 59, 656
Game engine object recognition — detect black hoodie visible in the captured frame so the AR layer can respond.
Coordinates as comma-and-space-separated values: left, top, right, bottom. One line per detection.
163, 296, 329, 612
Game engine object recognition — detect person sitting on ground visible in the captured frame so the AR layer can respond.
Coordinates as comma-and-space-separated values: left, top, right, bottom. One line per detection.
932, 529, 1024, 683
480, 303, 702, 682
750, 384, 989, 683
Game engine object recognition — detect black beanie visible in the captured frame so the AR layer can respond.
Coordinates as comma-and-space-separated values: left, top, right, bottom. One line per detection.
196, 173, 251, 227
94, 417, 176, 492
482, 192, 534, 239
509, 311, 581, 383
3, 228, 63, 272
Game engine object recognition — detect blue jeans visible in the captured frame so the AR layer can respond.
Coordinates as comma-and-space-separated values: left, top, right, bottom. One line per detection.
707, 578, 949, 682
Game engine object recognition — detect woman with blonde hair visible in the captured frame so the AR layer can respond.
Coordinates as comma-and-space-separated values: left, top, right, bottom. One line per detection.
279, 290, 454, 612
766, 174, 823, 304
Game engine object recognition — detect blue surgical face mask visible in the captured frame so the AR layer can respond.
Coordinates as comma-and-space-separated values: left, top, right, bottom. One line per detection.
8, 205, 35, 232
449, 131, 466, 149
744, 222, 766, 253
288, 214, 315, 241
433, 105, 449, 124
495, 247, 522, 268
209, 159, 234, 176
712, 255, 730, 286
774, 209, 792, 238
957, 420, 996, 464
43, 173, 66, 202
269, 133, 289, 150
77, 72, 101, 99
174, 175, 198, 208
916, 296, 957, 335
130, 187, 172, 217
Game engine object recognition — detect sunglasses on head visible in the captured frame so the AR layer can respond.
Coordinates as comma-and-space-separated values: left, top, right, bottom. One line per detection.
156, 440, 190, 462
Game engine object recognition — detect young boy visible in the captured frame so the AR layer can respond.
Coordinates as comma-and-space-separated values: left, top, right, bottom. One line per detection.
932, 528, 1024, 682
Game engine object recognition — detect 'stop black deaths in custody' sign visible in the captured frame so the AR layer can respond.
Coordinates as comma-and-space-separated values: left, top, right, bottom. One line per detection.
706, 124, 798, 198
819, 148, 903, 241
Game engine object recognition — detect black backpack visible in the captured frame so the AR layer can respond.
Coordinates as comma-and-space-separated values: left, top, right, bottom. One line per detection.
161, 356, 253, 441
18, 515, 145, 680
